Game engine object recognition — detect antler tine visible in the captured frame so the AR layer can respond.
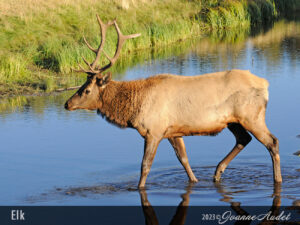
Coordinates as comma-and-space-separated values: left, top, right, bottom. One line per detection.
74, 15, 140, 75
111, 21, 140, 64
72, 64, 91, 73
89, 14, 114, 69
83, 36, 97, 53
98, 20, 141, 72
82, 57, 97, 73
77, 14, 114, 75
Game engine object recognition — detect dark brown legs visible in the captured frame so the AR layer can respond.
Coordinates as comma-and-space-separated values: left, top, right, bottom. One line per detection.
168, 137, 198, 183
214, 123, 252, 181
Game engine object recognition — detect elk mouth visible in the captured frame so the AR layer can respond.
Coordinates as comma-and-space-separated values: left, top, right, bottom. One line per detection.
64, 102, 76, 111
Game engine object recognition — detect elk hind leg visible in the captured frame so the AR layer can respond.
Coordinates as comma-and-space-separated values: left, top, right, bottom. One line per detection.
214, 123, 252, 182
242, 121, 282, 183
168, 137, 198, 182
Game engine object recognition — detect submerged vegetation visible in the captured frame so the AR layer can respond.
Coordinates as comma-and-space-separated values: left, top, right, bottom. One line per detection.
0, 0, 299, 97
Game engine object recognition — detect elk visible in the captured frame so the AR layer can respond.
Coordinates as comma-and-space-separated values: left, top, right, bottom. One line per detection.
65, 15, 282, 188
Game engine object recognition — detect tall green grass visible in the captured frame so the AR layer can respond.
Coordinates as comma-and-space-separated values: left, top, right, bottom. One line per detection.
0, 0, 299, 97
0, 0, 203, 95
202, 0, 250, 29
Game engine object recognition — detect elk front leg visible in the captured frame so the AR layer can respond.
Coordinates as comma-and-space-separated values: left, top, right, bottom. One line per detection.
138, 135, 160, 188
168, 137, 198, 183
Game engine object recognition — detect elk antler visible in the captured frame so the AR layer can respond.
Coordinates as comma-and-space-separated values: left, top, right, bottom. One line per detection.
74, 14, 141, 75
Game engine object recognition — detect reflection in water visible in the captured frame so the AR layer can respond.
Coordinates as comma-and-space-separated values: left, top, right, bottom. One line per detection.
0, 96, 28, 114
0, 92, 69, 117
215, 182, 282, 207
190, 20, 300, 75
293, 151, 300, 156
139, 186, 192, 225
293, 200, 300, 206
138, 183, 299, 225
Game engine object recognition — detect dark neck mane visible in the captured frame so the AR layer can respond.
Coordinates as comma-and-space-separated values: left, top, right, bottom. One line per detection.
97, 80, 149, 128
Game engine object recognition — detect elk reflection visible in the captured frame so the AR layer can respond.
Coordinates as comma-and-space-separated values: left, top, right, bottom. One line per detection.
139, 185, 192, 225
215, 182, 282, 225
215, 182, 281, 206
138, 183, 290, 225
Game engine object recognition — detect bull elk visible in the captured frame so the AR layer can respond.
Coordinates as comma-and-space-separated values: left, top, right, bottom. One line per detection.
65, 15, 282, 188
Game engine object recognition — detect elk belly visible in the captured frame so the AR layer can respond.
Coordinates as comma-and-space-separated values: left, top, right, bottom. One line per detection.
163, 124, 227, 138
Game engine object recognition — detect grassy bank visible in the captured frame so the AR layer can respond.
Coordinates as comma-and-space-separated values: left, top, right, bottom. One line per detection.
0, 0, 299, 97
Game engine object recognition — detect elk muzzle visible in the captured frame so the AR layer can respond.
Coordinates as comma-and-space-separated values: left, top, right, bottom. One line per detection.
64, 100, 74, 111
64, 96, 78, 111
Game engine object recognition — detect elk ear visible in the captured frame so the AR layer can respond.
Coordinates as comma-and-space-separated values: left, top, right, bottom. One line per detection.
96, 72, 112, 86
102, 72, 112, 84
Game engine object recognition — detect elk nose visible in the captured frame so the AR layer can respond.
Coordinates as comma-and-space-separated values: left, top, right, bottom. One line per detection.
64, 102, 69, 110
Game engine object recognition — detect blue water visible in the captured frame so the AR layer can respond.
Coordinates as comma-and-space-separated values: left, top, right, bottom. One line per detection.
0, 20, 299, 206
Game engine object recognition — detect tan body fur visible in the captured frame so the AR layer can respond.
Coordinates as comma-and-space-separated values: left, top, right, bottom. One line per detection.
132, 70, 268, 139
65, 69, 282, 188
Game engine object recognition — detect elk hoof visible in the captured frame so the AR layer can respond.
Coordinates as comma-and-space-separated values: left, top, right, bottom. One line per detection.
189, 178, 199, 183
213, 174, 221, 182
190, 178, 199, 183
138, 184, 146, 190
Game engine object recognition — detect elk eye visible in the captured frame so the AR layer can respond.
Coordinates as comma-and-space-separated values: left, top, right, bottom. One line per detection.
85, 89, 90, 94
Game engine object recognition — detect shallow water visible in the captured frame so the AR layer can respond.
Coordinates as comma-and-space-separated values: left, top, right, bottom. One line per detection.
0, 19, 300, 206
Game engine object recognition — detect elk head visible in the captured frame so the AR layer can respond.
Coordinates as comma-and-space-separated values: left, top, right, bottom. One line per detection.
64, 14, 140, 111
